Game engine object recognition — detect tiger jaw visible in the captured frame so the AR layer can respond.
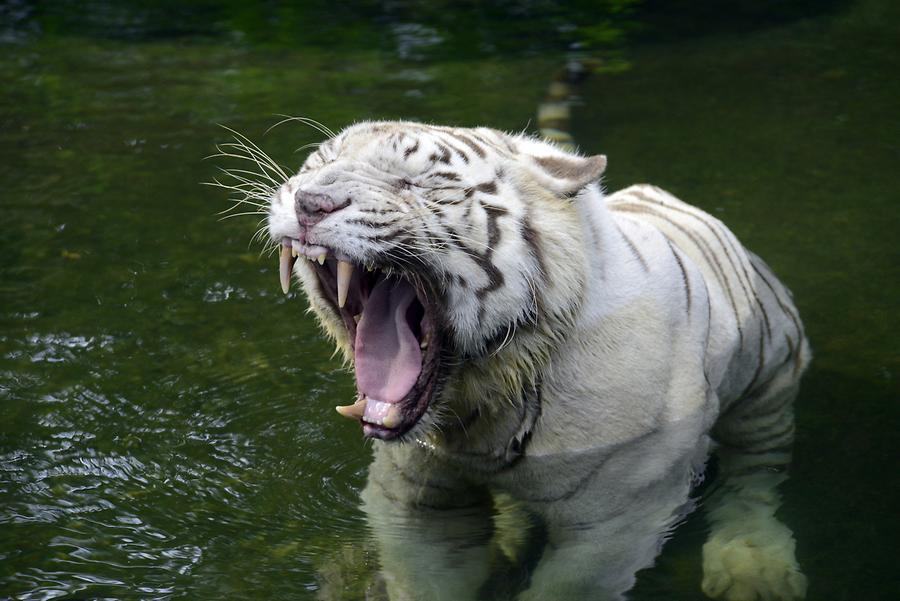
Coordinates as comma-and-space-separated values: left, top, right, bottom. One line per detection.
279, 237, 441, 441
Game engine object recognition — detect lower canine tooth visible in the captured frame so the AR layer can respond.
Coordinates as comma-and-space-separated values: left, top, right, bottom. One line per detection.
335, 398, 367, 421
381, 405, 401, 429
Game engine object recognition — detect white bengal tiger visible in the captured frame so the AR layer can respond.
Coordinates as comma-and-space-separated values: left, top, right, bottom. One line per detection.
262, 121, 809, 600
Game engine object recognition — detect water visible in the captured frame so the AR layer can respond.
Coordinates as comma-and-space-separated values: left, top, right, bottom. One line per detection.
1, 1, 897, 599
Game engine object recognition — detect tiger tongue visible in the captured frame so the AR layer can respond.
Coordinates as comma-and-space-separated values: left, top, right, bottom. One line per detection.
354, 277, 422, 404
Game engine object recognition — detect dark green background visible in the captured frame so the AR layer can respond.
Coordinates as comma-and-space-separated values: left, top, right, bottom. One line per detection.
1, 0, 897, 599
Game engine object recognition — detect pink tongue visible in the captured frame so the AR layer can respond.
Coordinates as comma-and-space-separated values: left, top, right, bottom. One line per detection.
355, 278, 422, 403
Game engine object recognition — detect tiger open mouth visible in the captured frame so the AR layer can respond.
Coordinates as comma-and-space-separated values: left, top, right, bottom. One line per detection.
279, 239, 441, 440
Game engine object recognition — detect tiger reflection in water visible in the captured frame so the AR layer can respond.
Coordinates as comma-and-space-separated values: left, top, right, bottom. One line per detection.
253, 104, 808, 600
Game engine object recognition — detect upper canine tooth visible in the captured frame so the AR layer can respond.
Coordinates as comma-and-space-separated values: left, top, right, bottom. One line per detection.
279, 244, 296, 294
317, 253, 326, 265
337, 260, 353, 308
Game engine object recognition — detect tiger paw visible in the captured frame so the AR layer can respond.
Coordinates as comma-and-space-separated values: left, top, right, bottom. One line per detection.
701, 521, 807, 601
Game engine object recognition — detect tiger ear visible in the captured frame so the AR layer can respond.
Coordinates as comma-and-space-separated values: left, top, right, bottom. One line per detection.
527, 153, 607, 197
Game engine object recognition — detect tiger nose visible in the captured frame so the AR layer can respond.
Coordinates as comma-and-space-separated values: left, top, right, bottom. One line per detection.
294, 190, 350, 221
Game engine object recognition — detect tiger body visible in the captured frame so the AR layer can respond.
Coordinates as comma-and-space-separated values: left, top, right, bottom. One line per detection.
263, 121, 808, 600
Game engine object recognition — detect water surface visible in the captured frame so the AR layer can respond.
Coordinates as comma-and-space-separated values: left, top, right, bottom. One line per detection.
1, 1, 897, 599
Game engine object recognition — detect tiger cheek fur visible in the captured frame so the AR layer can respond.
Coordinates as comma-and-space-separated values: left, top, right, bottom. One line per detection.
263, 120, 809, 600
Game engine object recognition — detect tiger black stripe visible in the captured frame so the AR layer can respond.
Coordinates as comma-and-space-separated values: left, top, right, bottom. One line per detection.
643, 188, 759, 300
473, 256, 505, 302
522, 428, 662, 504
346, 216, 392, 227
741, 391, 795, 422
439, 218, 505, 306
449, 132, 488, 158
617, 224, 650, 273
429, 144, 453, 165
522, 215, 548, 280
371, 478, 483, 510
441, 381, 543, 472
738, 319, 767, 399
666, 239, 692, 315
749, 256, 803, 341
612, 202, 745, 347
736, 442, 794, 456
733, 464, 789, 478
464, 181, 499, 198
387, 457, 462, 493
403, 141, 419, 158
471, 132, 510, 156
630, 189, 760, 323
366, 226, 407, 245
358, 206, 402, 215
782, 333, 797, 368
722, 401, 794, 439
434, 133, 472, 164
745, 420, 796, 450
431, 192, 466, 206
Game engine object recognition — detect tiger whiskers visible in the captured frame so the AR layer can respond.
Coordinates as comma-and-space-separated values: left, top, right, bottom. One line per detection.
213, 125, 290, 182
204, 123, 312, 239
443, 405, 472, 439
490, 321, 519, 358
205, 174, 273, 212
294, 142, 322, 154
266, 114, 336, 139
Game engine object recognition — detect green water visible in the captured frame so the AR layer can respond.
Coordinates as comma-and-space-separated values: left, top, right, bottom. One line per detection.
1, 1, 897, 599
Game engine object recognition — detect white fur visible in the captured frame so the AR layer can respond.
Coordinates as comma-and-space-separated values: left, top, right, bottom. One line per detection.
266, 122, 809, 600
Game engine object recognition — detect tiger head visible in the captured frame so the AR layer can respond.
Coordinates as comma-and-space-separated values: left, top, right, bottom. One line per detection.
267, 121, 606, 442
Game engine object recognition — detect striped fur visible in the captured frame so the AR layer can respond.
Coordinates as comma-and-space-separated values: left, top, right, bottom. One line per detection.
265, 121, 809, 600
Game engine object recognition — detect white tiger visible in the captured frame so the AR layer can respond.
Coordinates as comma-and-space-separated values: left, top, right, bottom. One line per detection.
262, 121, 809, 600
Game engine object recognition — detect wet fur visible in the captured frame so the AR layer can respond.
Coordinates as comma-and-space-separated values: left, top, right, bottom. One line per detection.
253, 121, 809, 600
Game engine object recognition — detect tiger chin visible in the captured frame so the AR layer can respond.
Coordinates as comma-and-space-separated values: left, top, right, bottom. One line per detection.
264, 121, 809, 601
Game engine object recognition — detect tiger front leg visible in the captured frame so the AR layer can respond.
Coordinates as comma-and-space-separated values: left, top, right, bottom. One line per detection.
513, 437, 706, 601
702, 375, 808, 601
361, 444, 494, 601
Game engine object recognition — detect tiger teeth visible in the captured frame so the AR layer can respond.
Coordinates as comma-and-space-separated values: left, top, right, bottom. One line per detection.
279, 243, 296, 294
335, 397, 367, 421
317, 253, 326, 265
363, 398, 402, 428
337, 260, 353, 308
381, 406, 401, 429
